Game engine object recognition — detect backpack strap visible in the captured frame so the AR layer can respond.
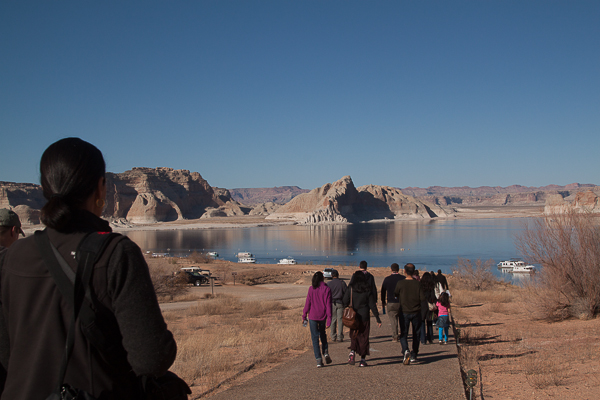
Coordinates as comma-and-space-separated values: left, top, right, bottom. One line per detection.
35, 230, 99, 395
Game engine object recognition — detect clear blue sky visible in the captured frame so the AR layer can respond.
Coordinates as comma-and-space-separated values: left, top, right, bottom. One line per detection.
1, 1, 598, 190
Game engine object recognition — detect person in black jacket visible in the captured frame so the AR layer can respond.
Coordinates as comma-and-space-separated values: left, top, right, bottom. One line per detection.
0, 138, 177, 400
343, 271, 381, 367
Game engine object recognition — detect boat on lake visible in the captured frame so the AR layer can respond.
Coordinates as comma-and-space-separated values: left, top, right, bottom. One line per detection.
237, 252, 253, 258
497, 260, 535, 273
277, 257, 297, 265
207, 251, 218, 258
511, 264, 536, 273
238, 257, 256, 264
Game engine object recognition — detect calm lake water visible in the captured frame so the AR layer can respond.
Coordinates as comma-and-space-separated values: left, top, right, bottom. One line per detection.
123, 218, 534, 281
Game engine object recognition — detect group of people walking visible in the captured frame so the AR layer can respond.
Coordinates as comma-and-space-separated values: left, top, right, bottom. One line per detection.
302, 260, 450, 368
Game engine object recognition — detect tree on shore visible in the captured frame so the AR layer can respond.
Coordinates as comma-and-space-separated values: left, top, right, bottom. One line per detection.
517, 209, 600, 320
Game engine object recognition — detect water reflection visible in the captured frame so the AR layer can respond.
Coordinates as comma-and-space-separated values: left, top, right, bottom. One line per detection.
123, 218, 531, 280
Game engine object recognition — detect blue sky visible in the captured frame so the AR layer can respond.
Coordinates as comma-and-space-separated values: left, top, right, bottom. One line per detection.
1, 1, 598, 190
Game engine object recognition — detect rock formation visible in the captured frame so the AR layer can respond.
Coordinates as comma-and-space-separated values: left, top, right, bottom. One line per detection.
105, 167, 244, 223
544, 189, 600, 214
267, 176, 453, 224
229, 186, 309, 205
0, 182, 45, 225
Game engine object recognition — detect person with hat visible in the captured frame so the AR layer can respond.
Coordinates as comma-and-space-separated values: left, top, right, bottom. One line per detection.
0, 208, 24, 257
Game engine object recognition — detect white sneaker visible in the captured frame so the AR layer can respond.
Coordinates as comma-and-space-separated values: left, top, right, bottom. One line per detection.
403, 350, 411, 365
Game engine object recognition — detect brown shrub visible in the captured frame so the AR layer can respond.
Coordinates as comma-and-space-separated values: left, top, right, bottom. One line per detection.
149, 263, 189, 300
451, 258, 498, 290
517, 210, 600, 320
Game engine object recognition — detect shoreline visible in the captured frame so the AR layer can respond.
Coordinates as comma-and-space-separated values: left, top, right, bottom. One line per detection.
21, 205, 544, 235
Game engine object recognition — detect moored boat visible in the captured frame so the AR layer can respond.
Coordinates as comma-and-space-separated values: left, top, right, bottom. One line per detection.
277, 257, 297, 265
511, 264, 536, 273
237, 252, 253, 258
497, 260, 535, 273
238, 257, 256, 264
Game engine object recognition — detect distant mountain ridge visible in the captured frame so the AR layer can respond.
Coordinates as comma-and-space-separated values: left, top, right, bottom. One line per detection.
229, 186, 309, 205
399, 183, 596, 197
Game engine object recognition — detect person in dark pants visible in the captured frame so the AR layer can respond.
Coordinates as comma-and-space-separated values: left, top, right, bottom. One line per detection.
419, 272, 436, 345
326, 269, 347, 342
380, 263, 405, 342
343, 271, 381, 367
349, 260, 378, 305
394, 263, 425, 365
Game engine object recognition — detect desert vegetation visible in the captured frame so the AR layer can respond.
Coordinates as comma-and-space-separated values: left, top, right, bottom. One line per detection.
452, 282, 600, 399
517, 210, 600, 320
451, 257, 498, 290
162, 294, 309, 397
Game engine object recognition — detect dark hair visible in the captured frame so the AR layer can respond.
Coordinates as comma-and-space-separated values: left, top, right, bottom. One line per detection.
404, 263, 415, 276
331, 269, 339, 278
438, 269, 443, 274
40, 138, 105, 231
350, 271, 370, 293
390, 263, 399, 272
359, 260, 367, 270
420, 272, 435, 291
438, 292, 450, 308
312, 271, 324, 289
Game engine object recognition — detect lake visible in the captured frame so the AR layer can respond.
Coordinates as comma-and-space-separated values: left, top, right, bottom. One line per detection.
123, 218, 534, 280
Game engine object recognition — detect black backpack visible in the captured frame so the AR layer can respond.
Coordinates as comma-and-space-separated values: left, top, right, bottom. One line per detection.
35, 230, 190, 400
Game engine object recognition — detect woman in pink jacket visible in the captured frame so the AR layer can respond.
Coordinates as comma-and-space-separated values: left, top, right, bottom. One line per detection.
302, 271, 332, 368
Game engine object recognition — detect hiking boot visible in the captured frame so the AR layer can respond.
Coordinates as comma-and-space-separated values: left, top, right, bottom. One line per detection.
317, 359, 324, 368
348, 352, 355, 365
324, 353, 332, 364
338, 338, 343, 343
410, 354, 418, 363
359, 360, 368, 367
403, 350, 411, 365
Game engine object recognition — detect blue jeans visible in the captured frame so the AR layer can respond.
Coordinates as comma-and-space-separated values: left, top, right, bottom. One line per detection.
399, 312, 422, 357
437, 315, 449, 342
309, 319, 329, 361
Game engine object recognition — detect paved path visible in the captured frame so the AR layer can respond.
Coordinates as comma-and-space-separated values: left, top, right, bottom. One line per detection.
206, 318, 466, 400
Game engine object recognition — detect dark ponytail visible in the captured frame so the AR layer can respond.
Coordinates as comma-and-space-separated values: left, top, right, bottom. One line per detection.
40, 138, 105, 231
312, 271, 324, 289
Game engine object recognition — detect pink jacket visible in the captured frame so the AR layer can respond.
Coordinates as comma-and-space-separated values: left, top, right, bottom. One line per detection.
302, 282, 332, 325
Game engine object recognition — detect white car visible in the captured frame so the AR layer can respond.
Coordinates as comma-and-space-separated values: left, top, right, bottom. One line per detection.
323, 268, 335, 279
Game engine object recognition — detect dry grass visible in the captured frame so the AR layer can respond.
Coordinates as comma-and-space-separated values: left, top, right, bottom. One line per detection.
163, 295, 309, 396
453, 282, 600, 399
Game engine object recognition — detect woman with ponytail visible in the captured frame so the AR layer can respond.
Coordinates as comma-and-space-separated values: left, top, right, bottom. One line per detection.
0, 138, 177, 399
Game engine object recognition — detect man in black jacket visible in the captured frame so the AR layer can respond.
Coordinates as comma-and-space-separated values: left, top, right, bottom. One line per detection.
349, 260, 377, 304
394, 263, 425, 365
381, 263, 405, 342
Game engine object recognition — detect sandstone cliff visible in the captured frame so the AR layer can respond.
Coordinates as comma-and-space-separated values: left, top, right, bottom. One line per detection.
0, 168, 244, 225
0, 182, 45, 225
544, 189, 600, 214
266, 176, 453, 224
229, 186, 309, 205
105, 167, 244, 223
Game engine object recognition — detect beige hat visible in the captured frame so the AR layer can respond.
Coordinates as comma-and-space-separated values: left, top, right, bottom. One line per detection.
0, 209, 25, 236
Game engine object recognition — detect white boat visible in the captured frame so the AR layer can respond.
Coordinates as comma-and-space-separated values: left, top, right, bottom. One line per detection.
237, 252, 253, 258
511, 264, 536, 274
497, 260, 535, 273
238, 257, 256, 264
277, 257, 297, 265
207, 251, 218, 258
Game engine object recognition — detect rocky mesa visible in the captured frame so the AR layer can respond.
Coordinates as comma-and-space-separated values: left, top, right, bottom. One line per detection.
266, 176, 453, 224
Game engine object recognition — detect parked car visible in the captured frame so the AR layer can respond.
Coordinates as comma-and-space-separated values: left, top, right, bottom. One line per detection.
184, 270, 209, 286
323, 268, 335, 279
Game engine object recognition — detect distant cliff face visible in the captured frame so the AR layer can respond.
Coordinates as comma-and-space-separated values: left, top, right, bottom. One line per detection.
105, 167, 243, 223
229, 186, 309, 205
401, 183, 596, 206
267, 176, 452, 224
0, 168, 243, 225
0, 182, 45, 224
544, 189, 600, 214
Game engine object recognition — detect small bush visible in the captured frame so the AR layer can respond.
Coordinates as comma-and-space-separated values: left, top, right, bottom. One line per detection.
451, 258, 498, 290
